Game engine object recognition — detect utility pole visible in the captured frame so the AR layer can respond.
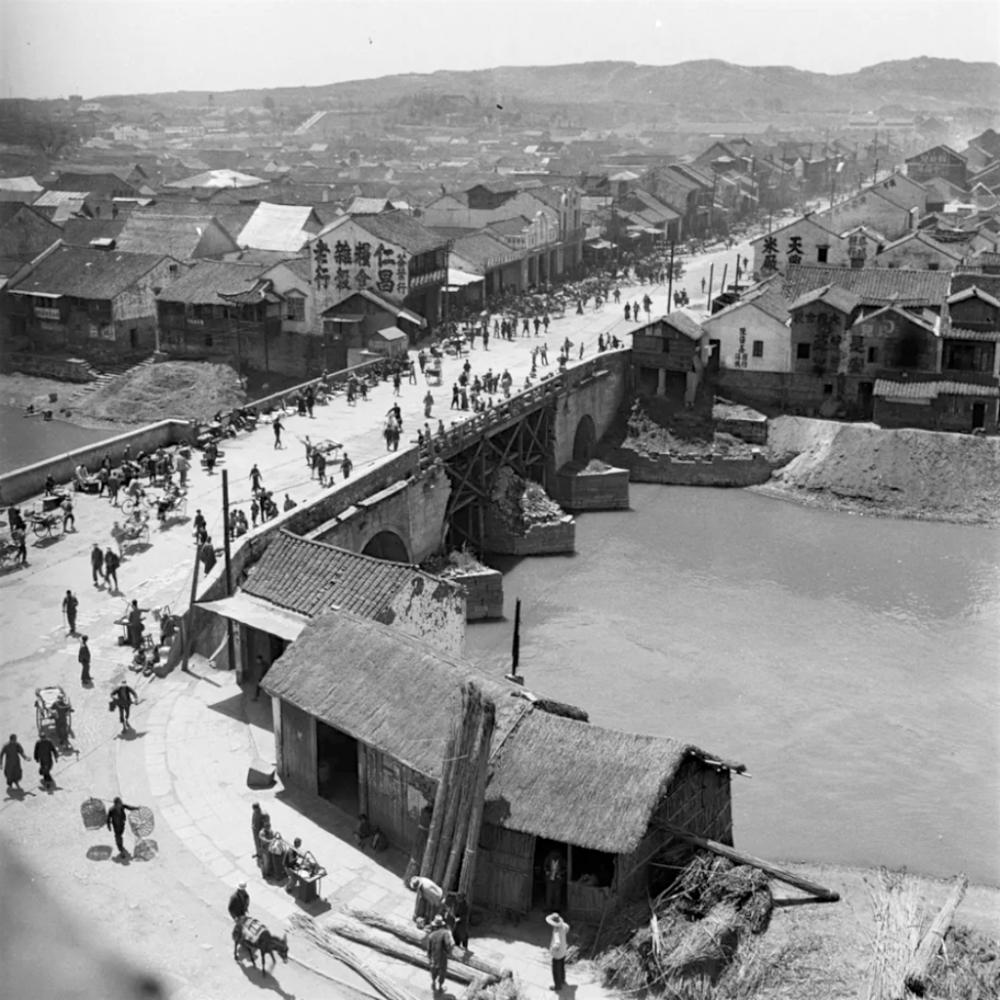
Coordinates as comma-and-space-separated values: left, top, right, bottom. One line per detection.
706, 263, 715, 311
221, 468, 235, 672
666, 240, 675, 313
181, 541, 201, 674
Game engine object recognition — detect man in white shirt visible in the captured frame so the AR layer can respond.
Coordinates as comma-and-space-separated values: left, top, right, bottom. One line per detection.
545, 911, 570, 990
409, 874, 444, 923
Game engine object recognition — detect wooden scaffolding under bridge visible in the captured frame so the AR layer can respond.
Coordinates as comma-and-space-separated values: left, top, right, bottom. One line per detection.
442, 401, 555, 550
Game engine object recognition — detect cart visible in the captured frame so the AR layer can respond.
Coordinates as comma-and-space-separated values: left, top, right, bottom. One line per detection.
313, 438, 342, 457
27, 509, 63, 539
36, 685, 71, 741
425, 364, 442, 386
114, 513, 151, 550
152, 487, 188, 522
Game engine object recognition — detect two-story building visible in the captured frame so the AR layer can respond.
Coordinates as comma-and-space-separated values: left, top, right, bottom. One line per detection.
631, 312, 710, 403
420, 182, 583, 281
308, 212, 448, 333
872, 230, 964, 272
751, 215, 843, 274
905, 146, 968, 189
819, 186, 917, 242
6, 245, 183, 361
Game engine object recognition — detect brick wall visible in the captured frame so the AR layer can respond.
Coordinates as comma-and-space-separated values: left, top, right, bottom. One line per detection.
554, 465, 630, 511
448, 568, 504, 620
623, 450, 779, 487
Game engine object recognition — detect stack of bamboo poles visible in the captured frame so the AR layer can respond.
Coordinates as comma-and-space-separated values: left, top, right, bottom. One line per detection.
419, 681, 496, 907
289, 913, 418, 1000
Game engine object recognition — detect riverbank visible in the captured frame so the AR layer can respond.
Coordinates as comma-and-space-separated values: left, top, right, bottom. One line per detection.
724, 861, 999, 1000
755, 416, 1000, 527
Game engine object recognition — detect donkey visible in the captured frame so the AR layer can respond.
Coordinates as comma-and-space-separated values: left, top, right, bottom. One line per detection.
232, 917, 289, 975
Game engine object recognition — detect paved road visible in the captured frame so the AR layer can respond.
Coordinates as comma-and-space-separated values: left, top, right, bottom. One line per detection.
0, 236, 755, 996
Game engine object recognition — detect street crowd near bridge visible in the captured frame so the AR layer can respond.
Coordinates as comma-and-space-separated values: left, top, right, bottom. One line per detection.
0, 235, 752, 998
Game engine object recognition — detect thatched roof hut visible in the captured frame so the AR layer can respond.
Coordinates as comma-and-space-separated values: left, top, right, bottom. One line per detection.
263, 608, 743, 922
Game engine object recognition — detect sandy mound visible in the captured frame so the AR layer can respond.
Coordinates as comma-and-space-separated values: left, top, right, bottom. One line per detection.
760, 416, 1000, 525
76, 361, 246, 425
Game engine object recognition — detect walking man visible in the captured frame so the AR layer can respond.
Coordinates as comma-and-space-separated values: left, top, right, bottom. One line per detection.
104, 547, 120, 591
251, 802, 266, 860
78, 635, 92, 686
546, 912, 571, 990
341, 452, 353, 480
61, 495, 75, 532
425, 915, 454, 993
112, 682, 138, 733
249, 465, 263, 492
424, 390, 434, 419
91, 543, 105, 586
53, 694, 73, 746
273, 416, 284, 449
106, 796, 139, 858
176, 452, 190, 487
229, 881, 250, 922
62, 590, 79, 634
200, 536, 217, 574
33, 734, 59, 788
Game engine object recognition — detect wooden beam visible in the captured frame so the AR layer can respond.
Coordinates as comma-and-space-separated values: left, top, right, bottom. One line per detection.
903, 875, 968, 997
658, 824, 840, 902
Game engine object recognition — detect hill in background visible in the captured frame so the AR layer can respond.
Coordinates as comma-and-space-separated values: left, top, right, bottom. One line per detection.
92, 56, 1000, 114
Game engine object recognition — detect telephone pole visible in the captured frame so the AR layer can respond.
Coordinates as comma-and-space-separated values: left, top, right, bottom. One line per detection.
221, 468, 235, 672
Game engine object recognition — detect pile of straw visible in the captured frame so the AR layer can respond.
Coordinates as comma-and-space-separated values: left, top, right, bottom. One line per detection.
596, 851, 775, 994
864, 869, 924, 1000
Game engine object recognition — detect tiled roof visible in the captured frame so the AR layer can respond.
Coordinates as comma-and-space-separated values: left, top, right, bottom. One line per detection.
59, 218, 127, 246
751, 214, 837, 244
706, 280, 789, 324
279, 257, 312, 282
115, 215, 237, 259
33, 190, 91, 207
241, 530, 454, 618
662, 312, 706, 340
853, 304, 938, 333
451, 230, 523, 269
782, 264, 950, 307
486, 216, 532, 236
942, 327, 1000, 342
7, 246, 169, 300
789, 283, 860, 315
947, 285, 1000, 308
155, 260, 269, 305
166, 169, 266, 189
321, 211, 446, 255
874, 379, 1000, 399
345, 197, 392, 215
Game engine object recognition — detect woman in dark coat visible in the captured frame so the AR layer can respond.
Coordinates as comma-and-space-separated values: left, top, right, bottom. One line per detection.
1, 734, 28, 790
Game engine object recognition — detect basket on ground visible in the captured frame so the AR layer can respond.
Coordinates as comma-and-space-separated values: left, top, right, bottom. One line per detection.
133, 838, 159, 862
81, 797, 108, 830
128, 805, 155, 838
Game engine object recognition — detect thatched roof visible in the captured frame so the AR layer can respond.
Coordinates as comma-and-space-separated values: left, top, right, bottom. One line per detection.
264, 609, 741, 855
262, 608, 530, 778
485, 710, 720, 854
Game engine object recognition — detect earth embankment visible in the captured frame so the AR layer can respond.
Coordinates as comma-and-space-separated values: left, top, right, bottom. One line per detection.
754, 416, 1000, 526
75, 360, 246, 426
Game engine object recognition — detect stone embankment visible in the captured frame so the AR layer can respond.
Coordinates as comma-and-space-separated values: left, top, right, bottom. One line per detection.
482, 466, 575, 555
754, 416, 1000, 526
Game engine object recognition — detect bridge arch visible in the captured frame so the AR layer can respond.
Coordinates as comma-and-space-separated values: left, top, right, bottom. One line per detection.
361, 530, 411, 563
572, 414, 597, 464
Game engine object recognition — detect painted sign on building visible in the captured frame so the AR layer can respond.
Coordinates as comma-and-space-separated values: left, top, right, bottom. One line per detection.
313, 236, 409, 298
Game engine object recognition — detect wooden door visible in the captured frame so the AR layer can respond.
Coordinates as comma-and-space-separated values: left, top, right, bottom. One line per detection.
280, 701, 317, 794
475, 824, 534, 914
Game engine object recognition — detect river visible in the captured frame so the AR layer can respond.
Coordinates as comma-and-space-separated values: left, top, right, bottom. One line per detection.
0, 404, 119, 475
466, 485, 1000, 886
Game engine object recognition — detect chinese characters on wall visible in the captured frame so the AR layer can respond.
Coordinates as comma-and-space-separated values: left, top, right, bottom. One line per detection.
734, 326, 749, 368
313, 236, 409, 298
761, 235, 778, 272
848, 232, 867, 261
787, 235, 803, 266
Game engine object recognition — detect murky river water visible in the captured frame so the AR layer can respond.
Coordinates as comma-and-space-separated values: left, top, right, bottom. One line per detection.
467, 485, 1000, 885
0, 405, 118, 475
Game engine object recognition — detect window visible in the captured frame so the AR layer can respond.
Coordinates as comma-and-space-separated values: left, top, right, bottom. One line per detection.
928, 262, 940, 271
204, 333, 213, 348
796, 342, 811, 360
661, 339, 670, 354
287, 297, 305, 322
817, 246, 829, 263
851, 257, 864, 269
867, 347, 878, 363
823, 383, 833, 395
752, 340, 764, 358
168, 264, 179, 276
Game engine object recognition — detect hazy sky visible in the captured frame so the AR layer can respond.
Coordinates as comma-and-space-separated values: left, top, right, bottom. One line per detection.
2, 0, 998, 100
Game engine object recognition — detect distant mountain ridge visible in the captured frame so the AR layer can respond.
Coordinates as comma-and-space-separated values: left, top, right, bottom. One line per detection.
93, 57, 1000, 113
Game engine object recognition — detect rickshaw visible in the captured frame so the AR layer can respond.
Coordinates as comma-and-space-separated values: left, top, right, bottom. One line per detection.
36, 686, 72, 742
27, 508, 63, 539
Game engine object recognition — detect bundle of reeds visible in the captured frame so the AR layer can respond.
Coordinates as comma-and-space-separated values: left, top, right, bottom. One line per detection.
419, 681, 495, 903
864, 869, 924, 1000
289, 913, 418, 1000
